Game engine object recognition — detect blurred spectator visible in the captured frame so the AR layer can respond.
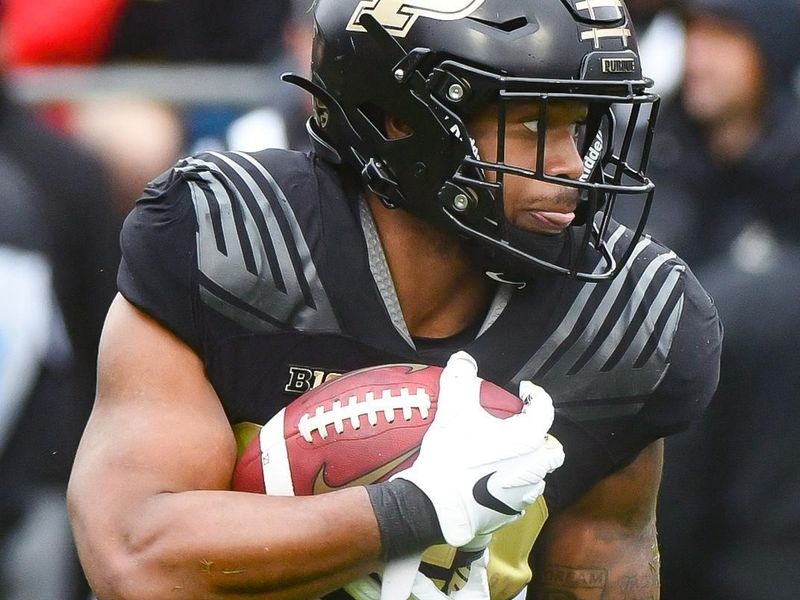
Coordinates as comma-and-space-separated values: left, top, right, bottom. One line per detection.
2, 0, 305, 158
647, 0, 800, 598
2, 0, 292, 66
626, 0, 685, 99
639, 0, 800, 265
0, 76, 120, 599
685, 243, 800, 600
108, 0, 292, 63
225, 0, 315, 152
68, 96, 185, 216
0, 4, 305, 600
1, 0, 126, 65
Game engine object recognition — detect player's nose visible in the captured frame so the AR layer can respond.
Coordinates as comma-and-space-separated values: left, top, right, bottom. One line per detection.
544, 128, 584, 181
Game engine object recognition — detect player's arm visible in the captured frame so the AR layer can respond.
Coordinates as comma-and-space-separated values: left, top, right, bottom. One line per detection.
527, 439, 663, 600
68, 295, 384, 600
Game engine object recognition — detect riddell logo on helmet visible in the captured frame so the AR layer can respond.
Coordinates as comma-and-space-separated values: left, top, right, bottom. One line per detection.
580, 130, 605, 183
346, 0, 487, 38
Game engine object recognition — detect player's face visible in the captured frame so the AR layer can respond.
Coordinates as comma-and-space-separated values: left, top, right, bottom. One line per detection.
468, 100, 587, 236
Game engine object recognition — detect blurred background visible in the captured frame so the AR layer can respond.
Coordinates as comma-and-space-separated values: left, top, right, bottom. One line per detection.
0, 1, 798, 599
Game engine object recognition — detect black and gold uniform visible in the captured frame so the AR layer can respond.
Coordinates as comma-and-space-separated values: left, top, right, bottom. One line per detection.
118, 149, 722, 599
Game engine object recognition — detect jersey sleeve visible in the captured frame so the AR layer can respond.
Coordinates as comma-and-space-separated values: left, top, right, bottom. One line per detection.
545, 265, 723, 511
636, 265, 723, 438
117, 165, 202, 352
601, 265, 724, 473
603, 265, 723, 470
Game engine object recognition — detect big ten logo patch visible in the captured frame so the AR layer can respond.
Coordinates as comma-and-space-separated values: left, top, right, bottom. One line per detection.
284, 366, 344, 395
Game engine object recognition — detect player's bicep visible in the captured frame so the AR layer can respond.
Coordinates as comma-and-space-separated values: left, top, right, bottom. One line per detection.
68, 294, 236, 558
559, 438, 663, 528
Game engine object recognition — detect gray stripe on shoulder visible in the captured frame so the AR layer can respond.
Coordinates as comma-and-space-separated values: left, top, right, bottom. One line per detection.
513, 226, 686, 406
564, 247, 679, 373
616, 261, 684, 371
511, 224, 629, 382
179, 154, 340, 332
198, 286, 283, 334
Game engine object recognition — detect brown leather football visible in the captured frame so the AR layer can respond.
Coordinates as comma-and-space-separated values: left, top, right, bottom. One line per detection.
231, 363, 523, 496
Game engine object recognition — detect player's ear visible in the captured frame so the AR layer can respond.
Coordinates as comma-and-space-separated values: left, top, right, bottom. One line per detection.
385, 115, 413, 139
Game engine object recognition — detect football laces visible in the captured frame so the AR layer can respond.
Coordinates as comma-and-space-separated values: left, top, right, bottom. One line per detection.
298, 387, 432, 442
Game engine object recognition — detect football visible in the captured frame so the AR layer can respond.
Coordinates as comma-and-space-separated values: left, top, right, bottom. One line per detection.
231, 363, 524, 497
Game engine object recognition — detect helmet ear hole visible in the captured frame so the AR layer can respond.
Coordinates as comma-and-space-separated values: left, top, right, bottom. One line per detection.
385, 115, 414, 139
358, 103, 389, 138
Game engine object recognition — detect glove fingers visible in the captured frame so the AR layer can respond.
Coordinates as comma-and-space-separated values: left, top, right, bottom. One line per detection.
500, 414, 553, 454
435, 352, 481, 425
485, 439, 565, 511
396, 355, 564, 547
519, 403, 555, 438
495, 438, 565, 483
460, 534, 492, 552
543, 435, 566, 471
486, 472, 545, 512
520, 480, 547, 505
518, 380, 555, 430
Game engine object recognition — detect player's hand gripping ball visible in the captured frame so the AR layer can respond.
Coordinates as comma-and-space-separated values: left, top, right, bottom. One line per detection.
390, 352, 564, 547
231, 359, 527, 497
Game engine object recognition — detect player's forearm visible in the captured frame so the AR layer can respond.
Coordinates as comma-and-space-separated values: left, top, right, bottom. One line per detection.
528, 520, 660, 600
73, 487, 382, 600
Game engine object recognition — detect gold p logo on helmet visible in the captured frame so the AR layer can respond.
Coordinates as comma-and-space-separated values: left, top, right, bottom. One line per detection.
346, 0, 487, 38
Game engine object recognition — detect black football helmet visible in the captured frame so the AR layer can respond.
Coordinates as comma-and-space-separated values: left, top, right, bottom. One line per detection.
284, 0, 660, 281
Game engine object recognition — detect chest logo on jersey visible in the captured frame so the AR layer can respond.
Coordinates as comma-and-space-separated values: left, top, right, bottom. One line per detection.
284, 366, 344, 395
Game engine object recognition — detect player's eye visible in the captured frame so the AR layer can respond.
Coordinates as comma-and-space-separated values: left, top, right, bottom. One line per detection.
524, 119, 586, 141
523, 119, 539, 134
570, 120, 587, 141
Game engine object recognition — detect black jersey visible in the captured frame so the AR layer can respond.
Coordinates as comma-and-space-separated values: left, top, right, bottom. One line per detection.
118, 149, 722, 597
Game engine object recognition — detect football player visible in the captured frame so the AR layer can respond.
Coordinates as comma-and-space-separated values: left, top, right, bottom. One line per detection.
68, 1, 722, 599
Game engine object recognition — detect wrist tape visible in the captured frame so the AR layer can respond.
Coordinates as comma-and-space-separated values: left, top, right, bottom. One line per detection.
366, 479, 445, 560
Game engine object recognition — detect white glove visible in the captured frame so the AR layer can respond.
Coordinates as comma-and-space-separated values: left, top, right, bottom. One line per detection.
409, 536, 491, 600
347, 545, 490, 600
447, 546, 490, 600
392, 351, 564, 547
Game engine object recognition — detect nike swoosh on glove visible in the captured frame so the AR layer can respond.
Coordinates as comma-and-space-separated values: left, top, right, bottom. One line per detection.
391, 351, 564, 547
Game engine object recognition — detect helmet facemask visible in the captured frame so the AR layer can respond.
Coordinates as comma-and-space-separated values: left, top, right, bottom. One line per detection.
429, 61, 661, 281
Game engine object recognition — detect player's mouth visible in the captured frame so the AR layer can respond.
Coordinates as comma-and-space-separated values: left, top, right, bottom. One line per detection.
526, 209, 576, 233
